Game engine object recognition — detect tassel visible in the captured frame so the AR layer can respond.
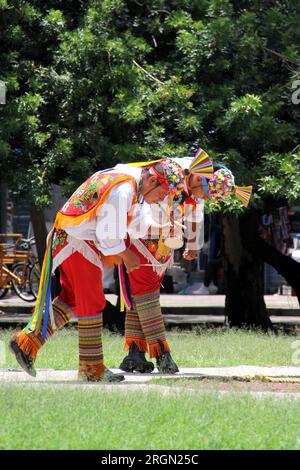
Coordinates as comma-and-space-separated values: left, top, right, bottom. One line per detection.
118, 264, 132, 310
25, 228, 55, 336
41, 268, 53, 339
235, 185, 253, 207
123, 338, 148, 353
189, 148, 214, 178
14, 331, 41, 361
120, 291, 125, 313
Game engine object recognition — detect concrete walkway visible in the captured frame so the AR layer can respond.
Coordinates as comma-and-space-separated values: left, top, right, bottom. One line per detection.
0, 293, 299, 326
1, 293, 299, 311
1, 366, 300, 399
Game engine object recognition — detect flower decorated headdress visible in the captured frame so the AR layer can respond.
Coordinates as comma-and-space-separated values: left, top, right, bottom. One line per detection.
148, 158, 185, 195
207, 166, 252, 207
128, 158, 184, 195
167, 147, 214, 206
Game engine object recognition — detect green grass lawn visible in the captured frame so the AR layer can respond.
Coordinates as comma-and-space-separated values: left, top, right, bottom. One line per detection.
1, 328, 299, 450
0, 385, 299, 450
0, 327, 298, 370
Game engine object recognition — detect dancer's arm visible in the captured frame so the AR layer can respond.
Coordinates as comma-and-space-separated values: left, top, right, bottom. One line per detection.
95, 182, 140, 271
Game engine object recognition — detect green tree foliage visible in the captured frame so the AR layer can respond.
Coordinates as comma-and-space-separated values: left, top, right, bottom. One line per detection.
0, 0, 86, 204
1, 0, 299, 208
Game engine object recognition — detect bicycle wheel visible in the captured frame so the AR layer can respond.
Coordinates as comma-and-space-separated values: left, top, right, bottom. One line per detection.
12, 262, 35, 302
29, 265, 40, 299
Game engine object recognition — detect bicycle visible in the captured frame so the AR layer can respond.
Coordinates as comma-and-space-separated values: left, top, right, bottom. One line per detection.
12, 237, 40, 301
0, 233, 22, 299
0, 234, 40, 301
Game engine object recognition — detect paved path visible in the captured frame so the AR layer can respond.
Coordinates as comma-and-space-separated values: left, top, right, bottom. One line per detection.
2, 365, 300, 382
0, 294, 299, 326
1, 366, 300, 399
163, 314, 300, 325
1, 313, 300, 326
0, 293, 299, 310
161, 295, 299, 310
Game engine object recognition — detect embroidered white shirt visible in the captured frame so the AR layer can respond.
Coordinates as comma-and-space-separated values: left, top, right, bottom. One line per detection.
65, 166, 153, 256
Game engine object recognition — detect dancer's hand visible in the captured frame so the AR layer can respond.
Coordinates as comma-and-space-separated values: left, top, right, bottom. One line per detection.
182, 249, 198, 261
120, 248, 141, 273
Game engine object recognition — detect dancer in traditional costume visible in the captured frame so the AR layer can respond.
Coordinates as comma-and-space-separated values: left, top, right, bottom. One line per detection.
117, 151, 252, 374
9, 159, 184, 382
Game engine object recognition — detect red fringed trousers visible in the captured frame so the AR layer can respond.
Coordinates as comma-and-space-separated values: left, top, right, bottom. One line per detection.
124, 242, 171, 358
15, 250, 106, 380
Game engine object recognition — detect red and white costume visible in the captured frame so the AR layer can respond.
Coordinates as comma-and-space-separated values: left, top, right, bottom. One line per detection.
116, 158, 205, 358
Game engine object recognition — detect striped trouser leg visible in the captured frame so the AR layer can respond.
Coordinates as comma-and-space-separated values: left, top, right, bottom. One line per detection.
78, 316, 105, 381
132, 290, 171, 358
13, 297, 72, 362
124, 307, 148, 353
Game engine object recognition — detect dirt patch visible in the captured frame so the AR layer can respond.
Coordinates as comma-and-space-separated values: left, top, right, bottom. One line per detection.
151, 377, 300, 393
197, 379, 300, 393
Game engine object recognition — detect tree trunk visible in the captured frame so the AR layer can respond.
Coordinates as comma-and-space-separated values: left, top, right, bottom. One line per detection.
222, 213, 272, 330
254, 236, 300, 305
30, 203, 48, 269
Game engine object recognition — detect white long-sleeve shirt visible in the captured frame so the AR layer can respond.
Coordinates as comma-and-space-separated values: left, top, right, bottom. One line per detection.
65, 166, 153, 256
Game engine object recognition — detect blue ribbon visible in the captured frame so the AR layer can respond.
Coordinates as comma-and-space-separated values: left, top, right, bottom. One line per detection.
42, 272, 53, 339
41, 231, 55, 340
201, 177, 209, 195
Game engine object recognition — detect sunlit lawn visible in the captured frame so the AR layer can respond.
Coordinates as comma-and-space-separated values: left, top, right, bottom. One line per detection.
0, 327, 297, 369
1, 327, 299, 450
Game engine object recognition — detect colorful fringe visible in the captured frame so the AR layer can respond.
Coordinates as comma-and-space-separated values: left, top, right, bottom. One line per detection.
124, 290, 170, 358
14, 298, 72, 361
78, 317, 105, 381
148, 339, 171, 358
235, 185, 253, 207
189, 148, 214, 178
13, 330, 42, 362
25, 227, 56, 338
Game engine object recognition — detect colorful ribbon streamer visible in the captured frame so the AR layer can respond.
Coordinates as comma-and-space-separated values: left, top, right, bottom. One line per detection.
189, 148, 214, 178
235, 185, 253, 207
25, 228, 55, 336
118, 263, 132, 311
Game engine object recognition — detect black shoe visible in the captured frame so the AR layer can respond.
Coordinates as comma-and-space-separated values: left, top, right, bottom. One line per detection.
119, 342, 154, 373
9, 337, 36, 377
98, 369, 125, 383
156, 352, 179, 374
156, 340, 179, 374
